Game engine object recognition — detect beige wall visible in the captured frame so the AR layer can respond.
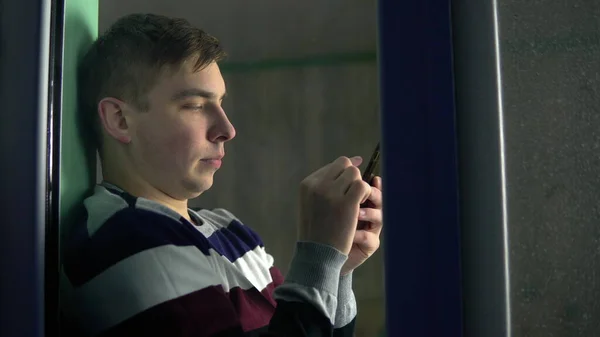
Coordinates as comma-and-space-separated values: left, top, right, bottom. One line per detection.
101, 1, 384, 336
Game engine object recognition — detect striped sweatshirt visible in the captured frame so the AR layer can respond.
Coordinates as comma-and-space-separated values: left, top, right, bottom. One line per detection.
60, 182, 357, 337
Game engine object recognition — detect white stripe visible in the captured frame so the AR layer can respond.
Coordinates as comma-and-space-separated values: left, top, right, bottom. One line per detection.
195, 208, 238, 233
61, 245, 223, 336
84, 186, 129, 236
221, 246, 274, 292
190, 208, 277, 292
136, 198, 183, 222
61, 244, 277, 336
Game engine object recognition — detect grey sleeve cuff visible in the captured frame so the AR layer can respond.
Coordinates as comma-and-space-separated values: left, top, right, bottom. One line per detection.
273, 241, 348, 324
334, 272, 357, 328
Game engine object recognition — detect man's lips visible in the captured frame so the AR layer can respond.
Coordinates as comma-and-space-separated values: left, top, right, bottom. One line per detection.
200, 155, 224, 168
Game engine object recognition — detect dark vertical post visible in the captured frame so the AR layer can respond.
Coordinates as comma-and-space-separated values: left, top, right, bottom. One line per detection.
378, 0, 463, 336
0, 0, 52, 336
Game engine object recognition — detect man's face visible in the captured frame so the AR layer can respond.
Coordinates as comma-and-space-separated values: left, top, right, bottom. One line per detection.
128, 60, 235, 200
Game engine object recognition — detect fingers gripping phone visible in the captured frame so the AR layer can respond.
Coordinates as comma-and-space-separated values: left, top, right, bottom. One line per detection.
362, 142, 381, 185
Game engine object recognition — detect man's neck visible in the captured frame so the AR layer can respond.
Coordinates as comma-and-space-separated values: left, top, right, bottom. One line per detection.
102, 170, 192, 222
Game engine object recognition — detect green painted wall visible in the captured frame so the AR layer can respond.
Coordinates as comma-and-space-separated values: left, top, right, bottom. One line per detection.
60, 0, 98, 237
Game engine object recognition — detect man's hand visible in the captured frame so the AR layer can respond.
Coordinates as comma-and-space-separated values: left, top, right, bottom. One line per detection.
341, 176, 383, 275
298, 156, 372, 255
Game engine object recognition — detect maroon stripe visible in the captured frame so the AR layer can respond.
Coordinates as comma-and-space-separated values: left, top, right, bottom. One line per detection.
269, 267, 285, 288
225, 267, 285, 332
99, 285, 242, 337
228, 287, 274, 332
260, 267, 284, 307
99, 266, 287, 336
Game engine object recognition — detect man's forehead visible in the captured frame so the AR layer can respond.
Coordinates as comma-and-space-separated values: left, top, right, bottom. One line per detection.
155, 62, 226, 97
170, 88, 227, 101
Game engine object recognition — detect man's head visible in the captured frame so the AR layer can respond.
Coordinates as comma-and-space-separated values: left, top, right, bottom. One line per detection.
79, 14, 236, 201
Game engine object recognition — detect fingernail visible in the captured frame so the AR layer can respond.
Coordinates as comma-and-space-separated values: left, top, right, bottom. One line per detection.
350, 156, 363, 165
359, 209, 366, 218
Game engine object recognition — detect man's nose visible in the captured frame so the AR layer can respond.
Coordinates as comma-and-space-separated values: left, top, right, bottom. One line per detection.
208, 108, 236, 143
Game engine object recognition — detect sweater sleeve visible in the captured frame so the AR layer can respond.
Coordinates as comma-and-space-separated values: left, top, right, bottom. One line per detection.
333, 273, 358, 337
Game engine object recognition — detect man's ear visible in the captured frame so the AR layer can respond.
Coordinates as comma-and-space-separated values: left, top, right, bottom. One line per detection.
98, 97, 132, 144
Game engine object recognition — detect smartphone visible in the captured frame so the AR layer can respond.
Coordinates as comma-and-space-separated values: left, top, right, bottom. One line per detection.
359, 142, 381, 227
362, 142, 381, 185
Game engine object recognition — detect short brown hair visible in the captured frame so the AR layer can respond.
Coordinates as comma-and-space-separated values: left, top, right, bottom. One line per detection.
78, 13, 226, 151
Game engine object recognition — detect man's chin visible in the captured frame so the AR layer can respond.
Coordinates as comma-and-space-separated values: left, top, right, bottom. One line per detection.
182, 175, 214, 198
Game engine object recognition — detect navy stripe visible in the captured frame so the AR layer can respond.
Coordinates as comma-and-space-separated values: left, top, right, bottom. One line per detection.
64, 209, 267, 287
63, 207, 212, 287
206, 219, 264, 262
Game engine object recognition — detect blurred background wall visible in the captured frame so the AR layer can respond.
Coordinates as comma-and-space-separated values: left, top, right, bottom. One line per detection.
100, 1, 384, 336
499, 1, 600, 335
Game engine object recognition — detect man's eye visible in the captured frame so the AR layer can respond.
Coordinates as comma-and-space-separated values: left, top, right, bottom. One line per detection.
184, 105, 203, 111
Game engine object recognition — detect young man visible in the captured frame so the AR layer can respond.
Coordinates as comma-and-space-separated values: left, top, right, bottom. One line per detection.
61, 13, 383, 337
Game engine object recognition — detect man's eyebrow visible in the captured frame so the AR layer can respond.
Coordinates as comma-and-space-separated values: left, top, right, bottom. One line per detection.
171, 88, 227, 101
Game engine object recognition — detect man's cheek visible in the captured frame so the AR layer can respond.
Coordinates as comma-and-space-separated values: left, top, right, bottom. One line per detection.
164, 132, 198, 166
